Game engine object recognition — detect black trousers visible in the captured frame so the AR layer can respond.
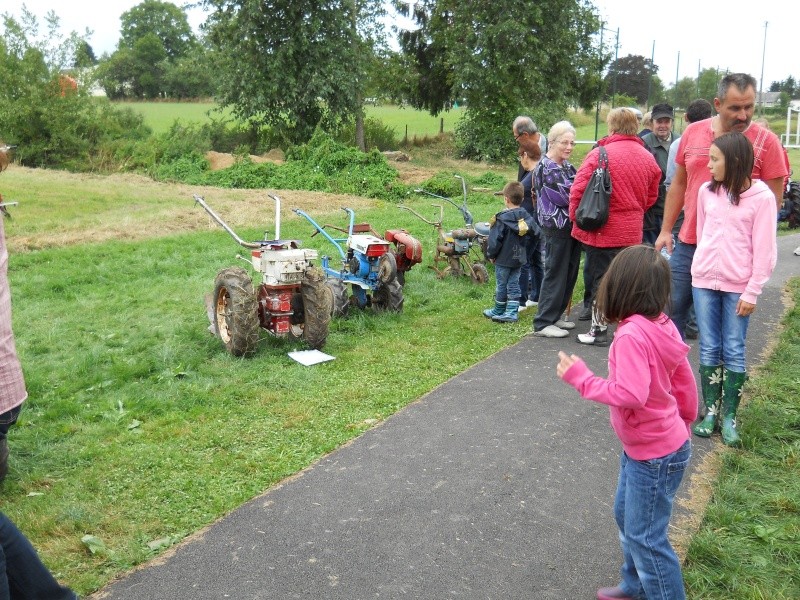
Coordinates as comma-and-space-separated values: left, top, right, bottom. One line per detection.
533, 229, 582, 330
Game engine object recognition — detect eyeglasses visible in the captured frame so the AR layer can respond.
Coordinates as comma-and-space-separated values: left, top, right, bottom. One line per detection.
558, 140, 576, 147
514, 130, 537, 140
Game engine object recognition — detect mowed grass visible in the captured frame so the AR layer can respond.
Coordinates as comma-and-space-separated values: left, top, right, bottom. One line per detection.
122, 101, 465, 139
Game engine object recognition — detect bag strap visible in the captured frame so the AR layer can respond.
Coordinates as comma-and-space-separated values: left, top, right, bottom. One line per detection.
597, 146, 608, 170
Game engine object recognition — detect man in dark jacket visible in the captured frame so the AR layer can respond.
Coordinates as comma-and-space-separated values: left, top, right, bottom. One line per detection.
483, 181, 536, 323
641, 103, 677, 244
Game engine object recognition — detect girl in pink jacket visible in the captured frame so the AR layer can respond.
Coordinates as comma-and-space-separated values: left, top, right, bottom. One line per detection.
691, 131, 777, 446
557, 245, 697, 600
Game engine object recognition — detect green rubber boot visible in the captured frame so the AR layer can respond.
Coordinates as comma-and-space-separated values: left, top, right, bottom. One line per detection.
693, 365, 723, 437
721, 369, 747, 447
483, 300, 506, 319
492, 300, 519, 323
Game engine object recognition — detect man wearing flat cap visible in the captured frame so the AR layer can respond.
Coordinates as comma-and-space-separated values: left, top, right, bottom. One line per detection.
641, 103, 677, 244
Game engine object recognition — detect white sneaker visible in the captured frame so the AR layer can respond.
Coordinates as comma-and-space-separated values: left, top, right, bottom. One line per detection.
794, 245, 800, 256
532, 325, 569, 338
518, 303, 529, 312
526, 300, 538, 307
555, 319, 576, 330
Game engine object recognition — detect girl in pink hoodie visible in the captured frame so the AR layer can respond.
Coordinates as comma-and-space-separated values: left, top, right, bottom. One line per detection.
557, 245, 697, 600
691, 132, 777, 447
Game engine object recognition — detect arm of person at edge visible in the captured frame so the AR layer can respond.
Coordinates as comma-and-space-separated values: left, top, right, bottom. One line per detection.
655, 164, 687, 253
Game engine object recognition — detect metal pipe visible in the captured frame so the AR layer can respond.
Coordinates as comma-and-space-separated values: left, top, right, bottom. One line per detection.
267, 193, 281, 239
193, 195, 261, 249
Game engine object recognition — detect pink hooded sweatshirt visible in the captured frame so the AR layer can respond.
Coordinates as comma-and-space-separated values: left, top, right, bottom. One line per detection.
562, 314, 697, 460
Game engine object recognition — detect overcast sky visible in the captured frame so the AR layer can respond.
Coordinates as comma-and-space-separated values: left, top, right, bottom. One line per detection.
6, 0, 797, 91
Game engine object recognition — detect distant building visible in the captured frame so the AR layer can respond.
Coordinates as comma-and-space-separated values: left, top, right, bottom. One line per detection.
756, 91, 781, 108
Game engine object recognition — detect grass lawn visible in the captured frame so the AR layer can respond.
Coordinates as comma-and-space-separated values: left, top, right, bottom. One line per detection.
120, 101, 464, 140
1, 128, 798, 598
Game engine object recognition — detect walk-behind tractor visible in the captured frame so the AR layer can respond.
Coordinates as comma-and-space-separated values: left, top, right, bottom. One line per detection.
293, 207, 407, 316
194, 194, 333, 356
403, 175, 490, 284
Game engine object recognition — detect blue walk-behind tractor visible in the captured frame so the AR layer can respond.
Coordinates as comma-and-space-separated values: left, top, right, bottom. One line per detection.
293, 207, 407, 317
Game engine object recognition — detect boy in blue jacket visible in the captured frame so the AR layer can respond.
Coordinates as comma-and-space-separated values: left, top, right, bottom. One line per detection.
483, 181, 537, 322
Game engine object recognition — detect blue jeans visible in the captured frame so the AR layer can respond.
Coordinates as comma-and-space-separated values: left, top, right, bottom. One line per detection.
0, 512, 77, 600
667, 241, 695, 339
614, 440, 691, 600
692, 287, 750, 372
493, 264, 521, 303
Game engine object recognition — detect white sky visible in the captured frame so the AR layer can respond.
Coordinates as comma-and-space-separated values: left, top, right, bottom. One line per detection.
5, 0, 798, 90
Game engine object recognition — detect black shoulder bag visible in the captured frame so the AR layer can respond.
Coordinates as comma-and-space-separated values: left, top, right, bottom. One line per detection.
575, 147, 611, 231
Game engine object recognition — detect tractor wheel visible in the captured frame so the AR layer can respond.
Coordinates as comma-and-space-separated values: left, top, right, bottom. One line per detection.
298, 268, 333, 349
373, 280, 404, 312
470, 263, 489, 284
327, 278, 350, 318
378, 252, 398, 283
213, 267, 260, 356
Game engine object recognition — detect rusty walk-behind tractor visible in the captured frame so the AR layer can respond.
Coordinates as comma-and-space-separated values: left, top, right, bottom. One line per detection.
194, 194, 333, 356
402, 175, 490, 284
293, 207, 419, 316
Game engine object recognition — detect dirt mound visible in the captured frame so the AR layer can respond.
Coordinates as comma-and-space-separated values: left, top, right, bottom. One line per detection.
206, 150, 285, 171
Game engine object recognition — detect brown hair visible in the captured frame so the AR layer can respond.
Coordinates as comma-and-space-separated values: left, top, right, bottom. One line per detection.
708, 132, 753, 205
606, 108, 640, 136
503, 181, 524, 206
595, 245, 671, 323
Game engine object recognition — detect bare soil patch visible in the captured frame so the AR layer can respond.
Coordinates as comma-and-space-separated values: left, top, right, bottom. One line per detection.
206, 150, 285, 171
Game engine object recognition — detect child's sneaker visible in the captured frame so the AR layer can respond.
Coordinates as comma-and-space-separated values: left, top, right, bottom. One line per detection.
576, 325, 608, 346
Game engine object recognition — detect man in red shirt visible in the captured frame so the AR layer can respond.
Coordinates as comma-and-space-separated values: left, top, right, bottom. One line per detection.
655, 73, 788, 339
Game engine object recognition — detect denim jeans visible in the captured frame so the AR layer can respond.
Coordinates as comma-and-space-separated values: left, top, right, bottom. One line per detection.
614, 440, 691, 600
0, 512, 77, 600
692, 287, 750, 372
667, 241, 696, 339
493, 264, 521, 303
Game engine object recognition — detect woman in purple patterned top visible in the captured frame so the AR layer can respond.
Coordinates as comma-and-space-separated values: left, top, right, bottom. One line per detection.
530, 121, 581, 338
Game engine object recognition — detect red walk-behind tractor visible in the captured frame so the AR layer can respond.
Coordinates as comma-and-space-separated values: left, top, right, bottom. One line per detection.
194, 194, 333, 356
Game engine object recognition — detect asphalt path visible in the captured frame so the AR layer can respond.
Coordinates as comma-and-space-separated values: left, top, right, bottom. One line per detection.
94, 233, 799, 600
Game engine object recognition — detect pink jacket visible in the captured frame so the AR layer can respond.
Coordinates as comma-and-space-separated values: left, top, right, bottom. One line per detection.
569, 133, 661, 248
561, 314, 697, 460
691, 180, 777, 305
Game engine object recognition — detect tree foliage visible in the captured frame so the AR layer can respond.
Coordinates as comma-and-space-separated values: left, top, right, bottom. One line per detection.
0, 12, 150, 169
202, 0, 385, 147
605, 54, 656, 105
119, 0, 196, 60
97, 0, 203, 99
769, 76, 797, 98
394, 0, 602, 160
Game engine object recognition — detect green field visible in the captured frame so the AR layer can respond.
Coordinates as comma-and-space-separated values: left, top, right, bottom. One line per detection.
121, 101, 465, 139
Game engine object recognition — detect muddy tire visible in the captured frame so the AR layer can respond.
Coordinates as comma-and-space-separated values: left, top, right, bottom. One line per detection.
373, 280, 404, 312
378, 252, 398, 283
470, 263, 489, 284
327, 278, 350, 318
213, 267, 260, 356
298, 267, 333, 349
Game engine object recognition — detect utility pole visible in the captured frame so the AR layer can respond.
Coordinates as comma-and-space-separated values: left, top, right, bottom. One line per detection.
594, 25, 620, 140
674, 51, 680, 107
759, 21, 768, 117
647, 40, 654, 109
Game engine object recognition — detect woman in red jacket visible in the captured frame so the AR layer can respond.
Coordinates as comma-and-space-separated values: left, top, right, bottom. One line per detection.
569, 108, 662, 345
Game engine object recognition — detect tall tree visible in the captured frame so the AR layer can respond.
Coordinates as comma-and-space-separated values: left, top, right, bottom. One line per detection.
605, 54, 655, 105
119, 0, 196, 60
697, 68, 719, 104
202, 0, 385, 148
394, 0, 602, 160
